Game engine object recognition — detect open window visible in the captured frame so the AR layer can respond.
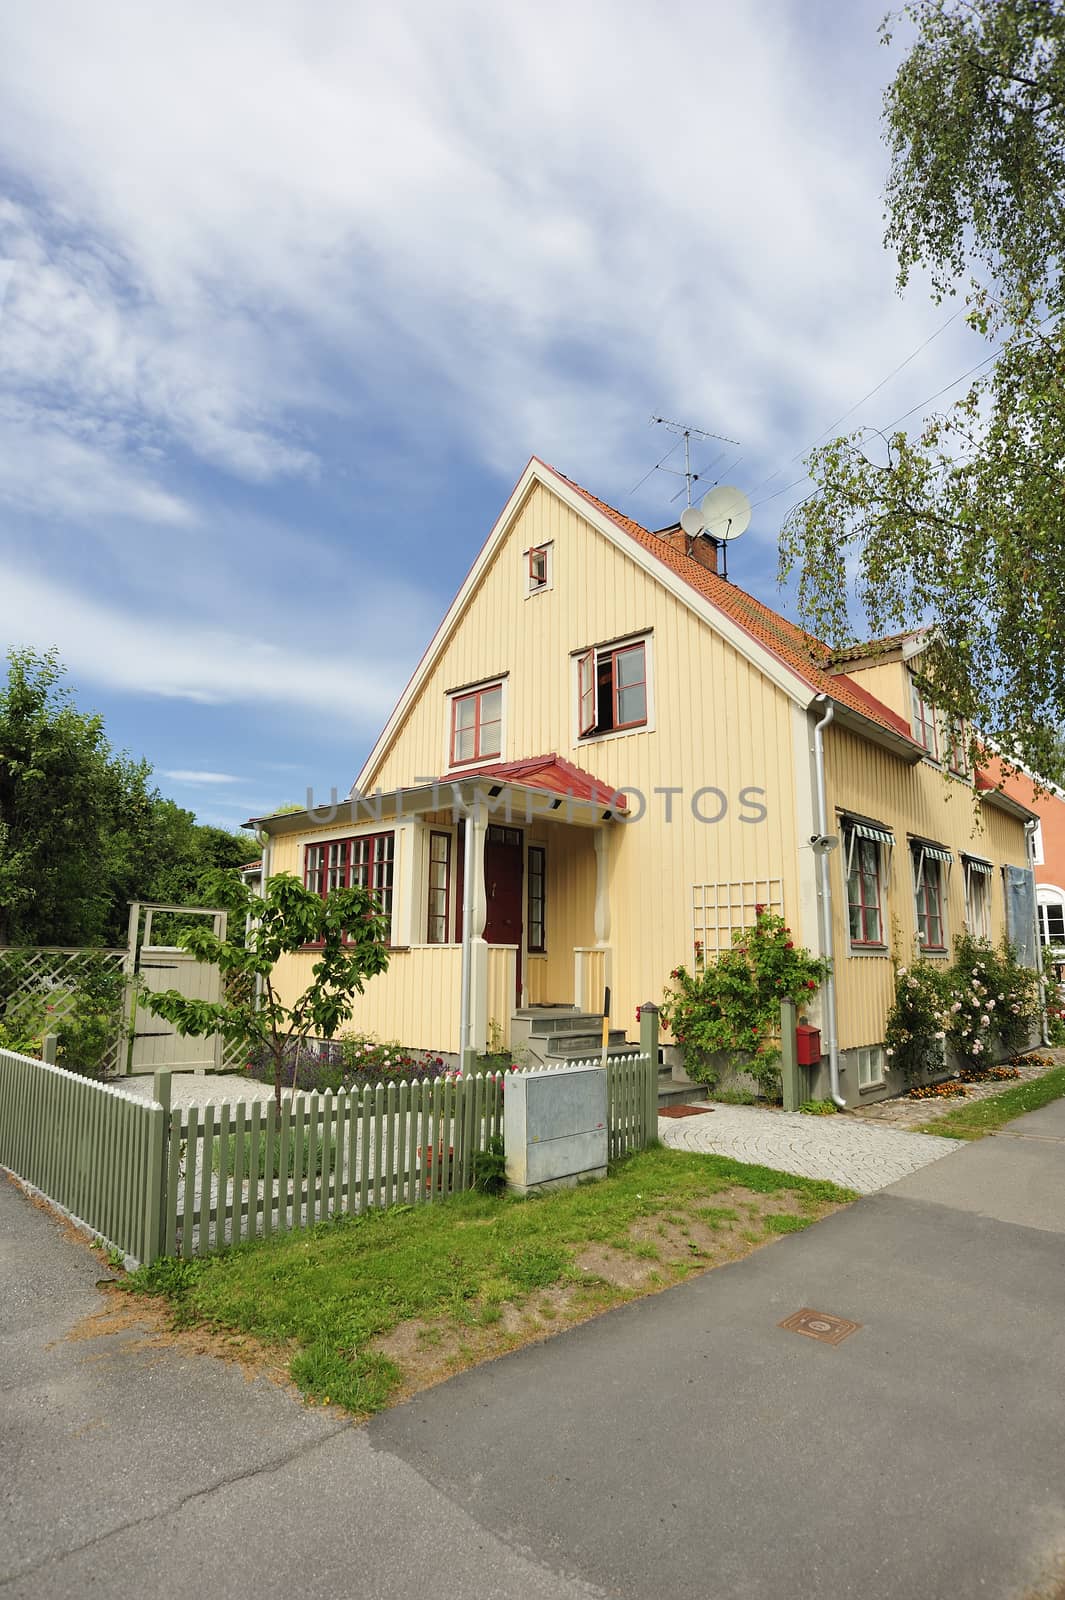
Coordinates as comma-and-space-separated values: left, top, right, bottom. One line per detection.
527, 543, 551, 595
842, 817, 893, 950
963, 854, 993, 938
910, 676, 939, 759
911, 840, 951, 951
576, 637, 648, 738
947, 717, 969, 777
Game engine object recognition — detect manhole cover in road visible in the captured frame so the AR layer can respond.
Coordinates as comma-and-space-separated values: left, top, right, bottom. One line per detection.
779, 1308, 861, 1345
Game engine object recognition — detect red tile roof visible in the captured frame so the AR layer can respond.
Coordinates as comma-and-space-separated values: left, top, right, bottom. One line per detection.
440, 754, 626, 809
544, 463, 920, 749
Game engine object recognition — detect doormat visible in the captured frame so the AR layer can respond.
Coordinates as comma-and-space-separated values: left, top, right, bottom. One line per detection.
658, 1103, 714, 1118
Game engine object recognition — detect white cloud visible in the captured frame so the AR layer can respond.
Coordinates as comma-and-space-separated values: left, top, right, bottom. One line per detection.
0, 563, 411, 728
163, 770, 242, 785
0, 0, 980, 530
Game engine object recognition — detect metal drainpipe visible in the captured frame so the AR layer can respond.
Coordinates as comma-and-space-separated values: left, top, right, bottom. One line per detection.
813, 696, 846, 1107
458, 810, 475, 1064
1025, 818, 1051, 1046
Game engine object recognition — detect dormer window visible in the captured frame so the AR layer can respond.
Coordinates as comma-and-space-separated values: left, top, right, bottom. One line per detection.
947, 717, 969, 776
449, 680, 503, 765
911, 678, 939, 758
526, 543, 552, 595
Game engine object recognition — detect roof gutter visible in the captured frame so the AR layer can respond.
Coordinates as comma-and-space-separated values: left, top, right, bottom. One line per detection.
813, 696, 845, 1108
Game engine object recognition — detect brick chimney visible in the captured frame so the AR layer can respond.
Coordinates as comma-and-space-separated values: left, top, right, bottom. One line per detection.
655, 524, 719, 574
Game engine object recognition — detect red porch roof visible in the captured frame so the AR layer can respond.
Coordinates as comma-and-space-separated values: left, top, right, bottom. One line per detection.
440, 753, 627, 811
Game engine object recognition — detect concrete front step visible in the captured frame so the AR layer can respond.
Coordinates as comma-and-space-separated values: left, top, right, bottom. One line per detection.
544, 1030, 629, 1056
516, 1009, 608, 1037
658, 1081, 710, 1108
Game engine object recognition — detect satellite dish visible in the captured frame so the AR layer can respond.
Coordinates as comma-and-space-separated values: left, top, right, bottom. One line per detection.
700, 485, 751, 542
679, 505, 705, 538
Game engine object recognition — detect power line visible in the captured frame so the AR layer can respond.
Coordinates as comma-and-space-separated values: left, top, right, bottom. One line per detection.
748, 307, 965, 499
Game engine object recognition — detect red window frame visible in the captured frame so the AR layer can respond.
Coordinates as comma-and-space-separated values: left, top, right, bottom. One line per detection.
450, 683, 503, 766
914, 852, 947, 951
911, 680, 939, 758
303, 832, 395, 927
528, 545, 549, 590
528, 845, 546, 953
577, 639, 647, 737
846, 835, 884, 946
427, 831, 451, 944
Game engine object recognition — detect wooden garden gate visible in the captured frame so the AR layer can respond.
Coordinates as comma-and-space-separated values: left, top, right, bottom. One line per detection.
126, 902, 228, 1075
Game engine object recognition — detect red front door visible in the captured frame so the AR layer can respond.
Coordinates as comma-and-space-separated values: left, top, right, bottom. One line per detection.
483, 825, 523, 1007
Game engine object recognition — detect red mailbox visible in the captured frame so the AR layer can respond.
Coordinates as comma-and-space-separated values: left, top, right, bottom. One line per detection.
795, 1025, 821, 1066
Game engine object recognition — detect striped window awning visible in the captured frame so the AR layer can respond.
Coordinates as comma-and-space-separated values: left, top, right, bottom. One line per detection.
963, 855, 994, 877
911, 840, 953, 863
850, 821, 894, 846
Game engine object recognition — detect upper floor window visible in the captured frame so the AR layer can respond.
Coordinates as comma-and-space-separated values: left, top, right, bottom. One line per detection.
844, 820, 892, 948
947, 717, 969, 776
304, 831, 395, 924
578, 637, 647, 738
527, 543, 552, 595
450, 681, 503, 765
912, 841, 951, 952
911, 678, 939, 758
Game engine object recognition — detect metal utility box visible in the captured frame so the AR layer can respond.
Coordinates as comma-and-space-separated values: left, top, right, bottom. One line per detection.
795, 1024, 822, 1066
504, 1063, 608, 1196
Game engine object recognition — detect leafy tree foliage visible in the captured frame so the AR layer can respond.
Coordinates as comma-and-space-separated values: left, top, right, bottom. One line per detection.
0, 649, 255, 946
780, 0, 1065, 781
142, 869, 391, 1114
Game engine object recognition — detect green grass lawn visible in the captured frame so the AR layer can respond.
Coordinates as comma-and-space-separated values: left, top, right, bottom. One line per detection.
127, 1146, 854, 1417
917, 1065, 1065, 1140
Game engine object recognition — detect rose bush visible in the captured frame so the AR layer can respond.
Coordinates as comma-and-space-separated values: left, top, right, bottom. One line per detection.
659, 908, 829, 1098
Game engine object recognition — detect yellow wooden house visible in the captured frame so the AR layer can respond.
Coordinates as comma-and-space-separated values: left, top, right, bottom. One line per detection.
251, 459, 1037, 1106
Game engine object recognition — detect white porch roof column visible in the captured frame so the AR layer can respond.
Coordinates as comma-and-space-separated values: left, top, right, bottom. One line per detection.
460, 802, 490, 1064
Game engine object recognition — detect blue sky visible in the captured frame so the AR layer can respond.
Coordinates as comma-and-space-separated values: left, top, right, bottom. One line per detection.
0, 1, 985, 830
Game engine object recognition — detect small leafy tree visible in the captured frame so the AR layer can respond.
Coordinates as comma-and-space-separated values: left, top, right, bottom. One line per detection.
660, 909, 830, 1098
142, 869, 391, 1114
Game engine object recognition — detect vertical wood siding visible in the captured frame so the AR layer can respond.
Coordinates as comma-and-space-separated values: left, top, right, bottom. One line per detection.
280, 481, 803, 1047
825, 725, 1031, 1049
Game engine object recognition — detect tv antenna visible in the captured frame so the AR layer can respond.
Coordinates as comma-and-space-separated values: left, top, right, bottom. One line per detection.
650, 415, 740, 506
678, 483, 752, 583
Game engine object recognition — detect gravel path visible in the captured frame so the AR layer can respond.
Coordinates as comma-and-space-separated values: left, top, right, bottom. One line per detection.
659, 1102, 960, 1193
119, 1072, 277, 1108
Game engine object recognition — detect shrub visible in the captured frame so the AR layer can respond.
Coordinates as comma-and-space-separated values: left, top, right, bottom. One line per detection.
242, 1032, 454, 1094
884, 961, 948, 1083
471, 1134, 507, 1195
660, 908, 830, 1098
942, 935, 1039, 1067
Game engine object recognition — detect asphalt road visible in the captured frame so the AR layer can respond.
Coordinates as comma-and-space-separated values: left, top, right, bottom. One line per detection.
3, 1101, 1064, 1600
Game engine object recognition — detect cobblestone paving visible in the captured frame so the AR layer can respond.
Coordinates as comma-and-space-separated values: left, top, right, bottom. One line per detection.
659, 1103, 960, 1193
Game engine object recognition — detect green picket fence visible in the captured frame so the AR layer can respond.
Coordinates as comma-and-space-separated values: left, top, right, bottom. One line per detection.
0, 1046, 165, 1265
170, 1072, 507, 1257
0, 1049, 656, 1265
